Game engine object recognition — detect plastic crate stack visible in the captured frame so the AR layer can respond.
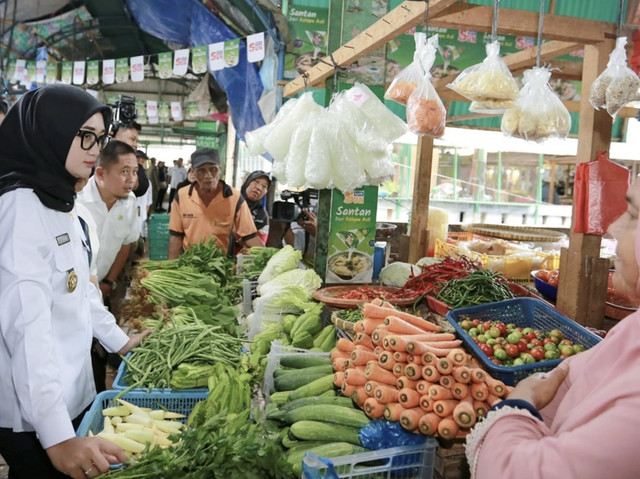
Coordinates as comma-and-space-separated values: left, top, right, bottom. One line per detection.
148, 213, 170, 261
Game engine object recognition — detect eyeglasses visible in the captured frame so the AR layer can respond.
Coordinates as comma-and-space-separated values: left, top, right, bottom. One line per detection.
76, 130, 111, 151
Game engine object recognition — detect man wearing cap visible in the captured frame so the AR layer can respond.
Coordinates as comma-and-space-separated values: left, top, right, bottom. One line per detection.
168, 148, 263, 258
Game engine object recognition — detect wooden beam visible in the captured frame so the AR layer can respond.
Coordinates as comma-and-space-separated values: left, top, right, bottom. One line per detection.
429, 4, 615, 44
555, 39, 616, 324
502, 41, 581, 71
408, 136, 435, 263
283, 0, 458, 97
511, 60, 583, 81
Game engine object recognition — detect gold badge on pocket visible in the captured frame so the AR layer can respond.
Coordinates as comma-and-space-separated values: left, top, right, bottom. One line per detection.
67, 269, 78, 293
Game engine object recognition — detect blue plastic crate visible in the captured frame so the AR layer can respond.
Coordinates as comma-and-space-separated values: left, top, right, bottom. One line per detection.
302, 439, 438, 479
446, 297, 603, 386
112, 352, 207, 393
76, 389, 207, 438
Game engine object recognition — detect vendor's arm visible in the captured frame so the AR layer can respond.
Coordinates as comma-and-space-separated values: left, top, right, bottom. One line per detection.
235, 200, 260, 249
167, 199, 184, 259
467, 361, 640, 478
99, 243, 131, 298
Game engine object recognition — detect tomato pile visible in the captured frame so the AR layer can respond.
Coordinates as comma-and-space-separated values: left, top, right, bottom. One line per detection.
458, 318, 587, 366
535, 269, 559, 287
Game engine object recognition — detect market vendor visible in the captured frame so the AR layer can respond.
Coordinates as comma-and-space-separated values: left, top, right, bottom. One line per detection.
240, 170, 272, 244
167, 147, 263, 258
0, 84, 149, 479
466, 176, 640, 478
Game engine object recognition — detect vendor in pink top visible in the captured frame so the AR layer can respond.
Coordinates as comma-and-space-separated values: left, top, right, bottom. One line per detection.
466, 176, 640, 479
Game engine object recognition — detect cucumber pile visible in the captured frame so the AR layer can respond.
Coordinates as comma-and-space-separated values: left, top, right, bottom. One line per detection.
265, 355, 370, 476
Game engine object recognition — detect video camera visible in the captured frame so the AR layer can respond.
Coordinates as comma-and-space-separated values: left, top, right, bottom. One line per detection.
272, 189, 317, 222
112, 94, 137, 127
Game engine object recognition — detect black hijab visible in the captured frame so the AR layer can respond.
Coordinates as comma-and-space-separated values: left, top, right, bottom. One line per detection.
0, 84, 111, 212
241, 170, 271, 230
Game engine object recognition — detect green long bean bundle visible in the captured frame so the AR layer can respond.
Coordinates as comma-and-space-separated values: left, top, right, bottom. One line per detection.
435, 269, 515, 309
122, 324, 245, 389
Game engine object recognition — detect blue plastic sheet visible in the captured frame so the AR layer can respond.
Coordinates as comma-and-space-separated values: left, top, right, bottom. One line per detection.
359, 420, 427, 449
125, 0, 266, 140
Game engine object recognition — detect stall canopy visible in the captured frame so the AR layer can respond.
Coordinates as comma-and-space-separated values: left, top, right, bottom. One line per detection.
0, 0, 284, 139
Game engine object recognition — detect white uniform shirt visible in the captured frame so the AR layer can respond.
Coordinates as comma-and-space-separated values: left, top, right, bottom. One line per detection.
137, 186, 153, 237
74, 201, 100, 278
0, 189, 129, 448
169, 166, 187, 189
77, 176, 139, 281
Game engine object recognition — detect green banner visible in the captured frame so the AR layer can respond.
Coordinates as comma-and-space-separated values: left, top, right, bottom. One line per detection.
158, 102, 170, 123
135, 99, 148, 124
224, 39, 240, 67
284, 1, 330, 80
25, 61, 36, 84
115, 57, 129, 83
191, 46, 208, 74
86, 60, 100, 85
46, 61, 58, 84
195, 121, 220, 149
326, 186, 378, 284
158, 52, 172, 79
61, 61, 73, 84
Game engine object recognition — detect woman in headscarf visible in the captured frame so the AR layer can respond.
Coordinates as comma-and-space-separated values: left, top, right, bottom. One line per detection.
466, 176, 640, 479
240, 170, 271, 244
0, 85, 149, 479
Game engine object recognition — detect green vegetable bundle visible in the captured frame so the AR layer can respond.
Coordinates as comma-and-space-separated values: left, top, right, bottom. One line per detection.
122, 324, 244, 390
435, 269, 515, 309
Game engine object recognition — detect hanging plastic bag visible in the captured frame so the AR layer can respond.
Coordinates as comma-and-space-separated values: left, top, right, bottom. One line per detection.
284, 108, 320, 188
259, 36, 278, 92
573, 151, 630, 235
245, 96, 299, 156
384, 32, 429, 105
448, 40, 520, 105
501, 66, 571, 142
406, 35, 446, 138
305, 108, 335, 189
589, 37, 640, 117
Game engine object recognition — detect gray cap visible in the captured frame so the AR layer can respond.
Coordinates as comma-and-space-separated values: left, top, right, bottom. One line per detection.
191, 148, 220, 168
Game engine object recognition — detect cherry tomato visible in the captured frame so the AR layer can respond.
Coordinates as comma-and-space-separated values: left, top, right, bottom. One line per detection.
495, 322, 507, 336
531, 338, 543, 347
516, 339, 529, 353
524, 331, 537, 342
479, 343, 493, 357
504, 343, 520, 358
471, 319, 481, 328
482, 321, 492, 331
530, 346, 545, 360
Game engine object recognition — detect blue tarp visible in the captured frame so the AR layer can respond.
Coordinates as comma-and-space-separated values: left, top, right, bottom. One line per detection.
126, 0, 266, 139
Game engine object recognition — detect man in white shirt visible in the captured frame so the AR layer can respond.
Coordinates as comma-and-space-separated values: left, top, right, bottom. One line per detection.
167, 157, 187, 213
77, 140, 139, 300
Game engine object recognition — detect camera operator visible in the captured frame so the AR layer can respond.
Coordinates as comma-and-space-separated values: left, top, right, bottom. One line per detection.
109, 96, 149, 198
269, 189, 317, 262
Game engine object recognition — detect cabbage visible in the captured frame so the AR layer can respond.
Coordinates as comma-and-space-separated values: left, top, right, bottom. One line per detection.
257, 268, 322, 297
257, 245, 302, 285
253, 285, 320, 313
379, 262, 421, 288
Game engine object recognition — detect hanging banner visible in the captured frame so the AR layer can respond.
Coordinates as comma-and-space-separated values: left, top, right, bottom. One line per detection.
36, 46, 48, 62
191, 45, 208, 74
102, 59, 115, 84
224, 39, 240, 68
14, 59, 26, 82
208, 42, 225, 71
61, 61, 73, 84
46, 62, 58, 84
73, 61, 86, 85
36, 60, 47, 83
21, 61, 36, 88
86, 60, 99, 85
158, 102, 170, 122
130, 55, 145, 82
158, 51, 172, 79
170, 101, 183, 121
247, 32, 265, 63
135, 98, 147, 124
173, 48, 190, 76
147, 100, 158, 119
115, 58, 129, 83
148, 115, 159, 124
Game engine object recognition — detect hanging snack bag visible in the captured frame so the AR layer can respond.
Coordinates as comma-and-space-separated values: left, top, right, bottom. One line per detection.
385, 32, 429, 105
448, 40, 520, 107
406, 35, 446, 138
501, 66, 571, 142
589, 37, 640, 117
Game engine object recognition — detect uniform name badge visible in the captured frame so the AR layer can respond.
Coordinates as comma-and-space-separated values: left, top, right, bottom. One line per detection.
67, 269, 78, 293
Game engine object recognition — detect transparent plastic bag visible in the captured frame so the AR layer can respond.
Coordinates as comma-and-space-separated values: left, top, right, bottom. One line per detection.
284, 108, 320, 188
305, 109, 335, 190
501, 67, 571, 142
589, 37, 640, 117
469, 98, 516, 114
448, 40, 520, 103
406, 35, 445, 138
245, 97, 299, 156
384, 32, 429, 105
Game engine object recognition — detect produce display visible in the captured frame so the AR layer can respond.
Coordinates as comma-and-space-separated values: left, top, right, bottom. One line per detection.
329, 299, 511, 439
457, 318, 588, 366
435, 269, 515, 309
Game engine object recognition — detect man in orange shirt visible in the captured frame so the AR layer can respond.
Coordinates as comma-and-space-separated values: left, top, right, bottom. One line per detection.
168, 148, 262, 258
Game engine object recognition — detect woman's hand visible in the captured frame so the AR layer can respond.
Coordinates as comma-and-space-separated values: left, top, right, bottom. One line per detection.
507, 361, 569, 410
117, 329, 152, 356
47, 436, 128, 478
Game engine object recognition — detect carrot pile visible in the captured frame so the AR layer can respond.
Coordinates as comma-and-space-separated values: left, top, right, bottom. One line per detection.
331, 299, 513, 439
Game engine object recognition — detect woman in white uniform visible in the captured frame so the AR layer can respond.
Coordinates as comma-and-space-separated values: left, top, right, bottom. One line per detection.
0, 85, 149, 478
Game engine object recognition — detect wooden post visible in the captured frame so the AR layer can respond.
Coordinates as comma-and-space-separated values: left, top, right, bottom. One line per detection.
555, 39, 615, 323
408, 135, 434, 263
